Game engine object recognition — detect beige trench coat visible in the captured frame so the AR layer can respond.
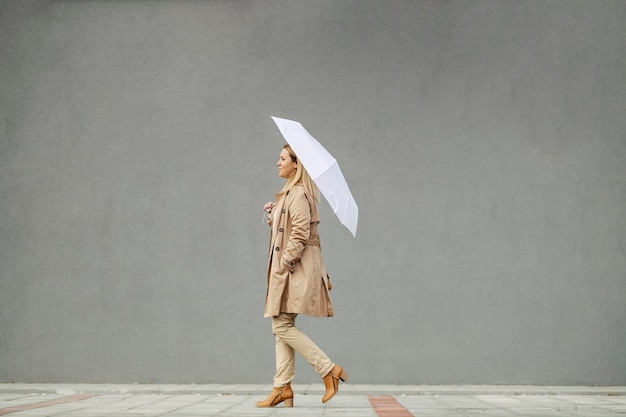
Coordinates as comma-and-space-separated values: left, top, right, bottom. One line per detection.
264, 184, 334, 318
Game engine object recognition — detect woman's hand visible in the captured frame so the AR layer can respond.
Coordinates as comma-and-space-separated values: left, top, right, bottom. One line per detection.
264, 202, 276, 213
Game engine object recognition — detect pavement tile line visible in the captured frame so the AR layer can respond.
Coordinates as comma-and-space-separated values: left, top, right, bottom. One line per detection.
0, 394, 97, 416
369, 395, 415, 417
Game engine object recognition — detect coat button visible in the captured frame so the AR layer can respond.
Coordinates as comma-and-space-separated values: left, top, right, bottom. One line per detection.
275, 247, 280, 251
279, 228, 284, 232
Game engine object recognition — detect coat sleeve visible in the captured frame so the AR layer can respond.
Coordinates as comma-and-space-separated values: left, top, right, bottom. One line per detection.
282, 187, 310, 269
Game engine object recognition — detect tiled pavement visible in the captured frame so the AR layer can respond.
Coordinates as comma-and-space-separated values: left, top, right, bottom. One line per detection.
1, 384, 625, 416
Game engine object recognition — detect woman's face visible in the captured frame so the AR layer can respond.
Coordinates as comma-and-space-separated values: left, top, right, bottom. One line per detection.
277, 148, 298, 178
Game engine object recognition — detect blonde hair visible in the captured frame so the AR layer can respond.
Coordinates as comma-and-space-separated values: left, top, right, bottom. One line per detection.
280, 144, 320, 203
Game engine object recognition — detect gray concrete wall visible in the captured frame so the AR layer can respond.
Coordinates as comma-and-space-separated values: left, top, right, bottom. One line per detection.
1, 0, 625, 385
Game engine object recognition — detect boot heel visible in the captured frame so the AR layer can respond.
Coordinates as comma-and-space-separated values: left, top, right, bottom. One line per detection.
339, 370, 349, 382
284, 398, 294, 407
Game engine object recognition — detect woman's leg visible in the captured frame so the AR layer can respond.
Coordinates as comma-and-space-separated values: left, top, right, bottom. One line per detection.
273, 332, 295, 387
272, 313, 334, 379
257, 337, 294, 409
257, 314, 298, 408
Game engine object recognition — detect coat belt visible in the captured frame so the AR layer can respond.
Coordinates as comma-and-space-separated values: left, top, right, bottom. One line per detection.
306, 237, 320, 247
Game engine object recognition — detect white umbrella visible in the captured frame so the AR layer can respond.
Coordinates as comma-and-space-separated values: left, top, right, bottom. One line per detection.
271, 116, 358, 237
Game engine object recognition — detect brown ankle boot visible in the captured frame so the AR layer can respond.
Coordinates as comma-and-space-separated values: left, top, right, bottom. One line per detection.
322, 365, 349, 403
255, 383, 294, 408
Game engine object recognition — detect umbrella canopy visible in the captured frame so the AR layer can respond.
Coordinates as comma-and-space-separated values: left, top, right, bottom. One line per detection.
271, 116, 358, 237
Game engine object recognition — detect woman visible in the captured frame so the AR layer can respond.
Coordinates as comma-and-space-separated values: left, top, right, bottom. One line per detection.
256, 144, 348, 408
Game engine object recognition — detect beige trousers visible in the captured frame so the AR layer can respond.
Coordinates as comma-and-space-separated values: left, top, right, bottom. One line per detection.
272, 312, 334, 387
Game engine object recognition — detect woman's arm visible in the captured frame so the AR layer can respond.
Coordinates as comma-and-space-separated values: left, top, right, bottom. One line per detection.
282, 188, 310, 271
